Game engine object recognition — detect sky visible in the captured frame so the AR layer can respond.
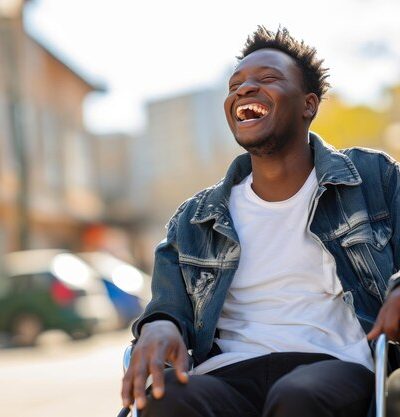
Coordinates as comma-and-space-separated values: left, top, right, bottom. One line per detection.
24, 0, 400, 134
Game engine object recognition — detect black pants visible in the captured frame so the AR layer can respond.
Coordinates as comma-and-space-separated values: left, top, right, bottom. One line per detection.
139, 352, 374, 417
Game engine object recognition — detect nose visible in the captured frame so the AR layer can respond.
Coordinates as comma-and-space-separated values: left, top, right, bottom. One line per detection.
236, 80, 259, 96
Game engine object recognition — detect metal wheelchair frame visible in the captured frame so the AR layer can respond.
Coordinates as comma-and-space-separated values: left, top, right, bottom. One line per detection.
117, 333, 391, 417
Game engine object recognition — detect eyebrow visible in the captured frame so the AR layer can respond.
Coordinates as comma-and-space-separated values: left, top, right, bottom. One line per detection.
230, 65, 284, 80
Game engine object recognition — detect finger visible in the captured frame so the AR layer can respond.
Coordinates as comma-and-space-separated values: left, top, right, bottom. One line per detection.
173, 345, 189, 383
121, 370, 134, 407
133, 364, 149, 410
367, 309, 386, 340
382, 313, 400, 342
367, 324, 383, 340
148, 354, 167, 399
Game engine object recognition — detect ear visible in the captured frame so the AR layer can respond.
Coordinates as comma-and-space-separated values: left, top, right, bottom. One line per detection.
303, 93, 319, 120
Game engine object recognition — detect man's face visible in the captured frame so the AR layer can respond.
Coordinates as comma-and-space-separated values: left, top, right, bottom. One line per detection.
224, 48, 312, 156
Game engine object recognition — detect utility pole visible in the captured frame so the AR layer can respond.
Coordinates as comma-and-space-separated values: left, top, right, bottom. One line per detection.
0, 0, 29, 250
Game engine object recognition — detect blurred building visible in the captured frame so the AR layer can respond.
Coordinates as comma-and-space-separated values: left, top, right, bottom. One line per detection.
1, 1, 398, 269
133, 87, 241, 226
0, 0, 105, 251
92, 133, 136, 223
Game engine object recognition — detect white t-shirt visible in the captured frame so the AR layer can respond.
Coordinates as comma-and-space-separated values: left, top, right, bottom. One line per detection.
189, 169, 374, 375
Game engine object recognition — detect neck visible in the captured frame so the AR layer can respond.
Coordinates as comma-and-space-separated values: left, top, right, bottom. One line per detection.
250, 133, 314, 202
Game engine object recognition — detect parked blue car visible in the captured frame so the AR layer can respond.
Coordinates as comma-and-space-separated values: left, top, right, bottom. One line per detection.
76, 252, 150, 327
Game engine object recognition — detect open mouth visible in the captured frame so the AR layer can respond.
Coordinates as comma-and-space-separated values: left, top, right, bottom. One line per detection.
235, 103, 269, 122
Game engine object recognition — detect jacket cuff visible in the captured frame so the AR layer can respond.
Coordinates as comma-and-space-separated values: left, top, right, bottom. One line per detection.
131, 312, 189, 346
386, 271, 400, 297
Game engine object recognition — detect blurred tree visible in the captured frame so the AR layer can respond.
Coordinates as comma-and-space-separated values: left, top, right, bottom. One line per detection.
382, 85, 400, 161
387, 85, 400, 124
311, 94, 389, 150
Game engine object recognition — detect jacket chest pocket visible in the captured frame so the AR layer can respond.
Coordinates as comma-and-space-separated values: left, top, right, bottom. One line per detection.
340, 220, 393, 301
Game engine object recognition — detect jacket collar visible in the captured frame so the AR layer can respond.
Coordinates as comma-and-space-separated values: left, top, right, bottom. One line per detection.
191, 131, 362, 224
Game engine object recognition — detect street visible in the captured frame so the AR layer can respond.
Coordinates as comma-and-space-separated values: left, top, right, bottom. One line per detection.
0, 328, 132, 417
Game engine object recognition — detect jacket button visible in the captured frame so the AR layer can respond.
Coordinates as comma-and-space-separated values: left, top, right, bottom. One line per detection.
197, 321, 203, 329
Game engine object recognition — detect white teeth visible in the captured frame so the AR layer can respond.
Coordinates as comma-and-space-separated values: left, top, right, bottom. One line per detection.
235, 103, 268, 121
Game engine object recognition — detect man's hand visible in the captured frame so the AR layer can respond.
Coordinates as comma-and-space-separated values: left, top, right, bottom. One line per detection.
367, 287, 400, 342
121, 320, 189, 410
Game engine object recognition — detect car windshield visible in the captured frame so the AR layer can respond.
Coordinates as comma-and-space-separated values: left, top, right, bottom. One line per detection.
11, 272, 53, 293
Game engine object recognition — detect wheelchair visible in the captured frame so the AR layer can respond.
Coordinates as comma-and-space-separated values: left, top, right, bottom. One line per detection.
117, 334, 400, 417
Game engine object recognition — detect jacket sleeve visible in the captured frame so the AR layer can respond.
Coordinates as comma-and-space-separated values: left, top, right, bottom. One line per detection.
131, 213, 195, 348
384, 157, 400, 296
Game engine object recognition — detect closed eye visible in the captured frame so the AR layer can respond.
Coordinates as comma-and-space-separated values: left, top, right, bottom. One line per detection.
229, 83, 240, 91
260, 76, 280, 82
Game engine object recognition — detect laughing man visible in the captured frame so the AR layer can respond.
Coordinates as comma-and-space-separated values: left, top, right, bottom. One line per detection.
122, 26, 400, 417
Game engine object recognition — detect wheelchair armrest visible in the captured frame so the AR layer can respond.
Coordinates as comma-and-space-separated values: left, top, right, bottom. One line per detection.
375, 333, 388, 417
123, 345, 133, 373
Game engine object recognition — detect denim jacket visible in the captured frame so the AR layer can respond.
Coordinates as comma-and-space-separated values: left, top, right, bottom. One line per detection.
132, 132, 400, 372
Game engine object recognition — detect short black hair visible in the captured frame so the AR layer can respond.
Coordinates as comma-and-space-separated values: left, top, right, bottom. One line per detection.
238, 26, 330, 100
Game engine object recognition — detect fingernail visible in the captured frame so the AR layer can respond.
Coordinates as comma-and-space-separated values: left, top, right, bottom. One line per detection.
136, 398, 145, 409
178, 373, 188, 384
153, 387, 163, 398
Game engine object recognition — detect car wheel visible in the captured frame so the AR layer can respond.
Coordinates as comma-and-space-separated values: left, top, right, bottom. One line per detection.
11, 313, 43, 346
69, 329, 92, 340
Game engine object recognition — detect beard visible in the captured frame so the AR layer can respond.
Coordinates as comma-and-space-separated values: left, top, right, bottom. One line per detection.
234, 133, 291, 157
